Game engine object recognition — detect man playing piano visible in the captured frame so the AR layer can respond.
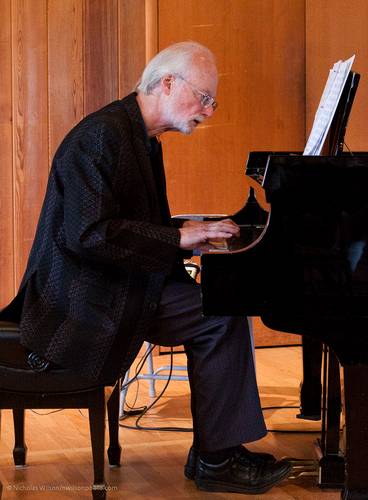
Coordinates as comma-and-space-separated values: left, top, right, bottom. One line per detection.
1, 41, 291, 494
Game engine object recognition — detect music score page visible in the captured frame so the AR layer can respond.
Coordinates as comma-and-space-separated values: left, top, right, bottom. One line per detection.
303, 55, 355, 155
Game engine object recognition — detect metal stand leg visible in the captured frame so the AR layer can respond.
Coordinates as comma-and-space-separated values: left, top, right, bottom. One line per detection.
145, 343, 156, 398
119, 370, 130, 418
119, 343, 189, 418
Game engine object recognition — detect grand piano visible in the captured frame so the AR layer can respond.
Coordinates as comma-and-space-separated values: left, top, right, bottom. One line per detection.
200, 68, 368, 499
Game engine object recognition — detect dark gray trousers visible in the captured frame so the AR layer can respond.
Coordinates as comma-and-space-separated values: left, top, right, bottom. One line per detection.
145, 279, 266, 452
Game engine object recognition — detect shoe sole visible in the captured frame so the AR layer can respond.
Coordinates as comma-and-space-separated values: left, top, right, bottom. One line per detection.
195, 463, 292, 494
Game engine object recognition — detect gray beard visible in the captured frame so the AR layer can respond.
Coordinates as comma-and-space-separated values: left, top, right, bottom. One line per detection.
168, 117, 193, 135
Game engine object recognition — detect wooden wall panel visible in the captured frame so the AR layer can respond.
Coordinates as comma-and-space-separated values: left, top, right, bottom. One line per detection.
84, 0, 119, 114
12, 0, 49, 287
306, 0, 368, 150
118, 0, 147, 96
0, 1, 148, 307
159, 0, 306, 215
0, 0, 14, 306
48, 0, 84, 160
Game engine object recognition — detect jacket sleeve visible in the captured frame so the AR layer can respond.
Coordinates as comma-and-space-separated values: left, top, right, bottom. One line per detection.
59, 119, 181, 274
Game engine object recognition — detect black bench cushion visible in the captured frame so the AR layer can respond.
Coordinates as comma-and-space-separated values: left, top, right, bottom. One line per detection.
0, 321, 115, 393
0, 322, 28, 369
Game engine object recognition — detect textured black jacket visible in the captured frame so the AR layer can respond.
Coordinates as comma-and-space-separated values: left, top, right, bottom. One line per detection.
1, 93, 183, 382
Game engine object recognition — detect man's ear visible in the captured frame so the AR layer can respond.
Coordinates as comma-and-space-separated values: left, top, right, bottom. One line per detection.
162, 74, 174, 95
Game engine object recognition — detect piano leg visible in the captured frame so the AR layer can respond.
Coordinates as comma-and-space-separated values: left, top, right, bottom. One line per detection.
342, 364, 368, 499
0, 411, 2, 498
318, 348, 345, 489
298, 336, 323, 420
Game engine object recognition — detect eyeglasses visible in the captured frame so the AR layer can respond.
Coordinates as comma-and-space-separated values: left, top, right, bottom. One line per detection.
176, 75, 218, 111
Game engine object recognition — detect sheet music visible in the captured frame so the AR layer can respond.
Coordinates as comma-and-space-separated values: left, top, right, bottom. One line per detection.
303, 55, 355, 155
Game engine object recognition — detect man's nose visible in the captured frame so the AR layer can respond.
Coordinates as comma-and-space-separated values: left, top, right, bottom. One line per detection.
202, 106, 214, 118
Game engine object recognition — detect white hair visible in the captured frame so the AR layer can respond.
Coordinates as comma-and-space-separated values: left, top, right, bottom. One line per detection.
136, 41, 216, 95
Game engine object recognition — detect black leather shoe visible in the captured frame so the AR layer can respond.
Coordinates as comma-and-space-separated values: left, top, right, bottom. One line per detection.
195, 450, 291, 494
184, 445, 276, 480
184, 446, 199, 479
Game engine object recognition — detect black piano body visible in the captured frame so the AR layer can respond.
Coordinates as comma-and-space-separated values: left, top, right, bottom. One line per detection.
201, 152, 368, 499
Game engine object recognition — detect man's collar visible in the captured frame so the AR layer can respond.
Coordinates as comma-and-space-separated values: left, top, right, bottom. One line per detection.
120, 92, 156, 153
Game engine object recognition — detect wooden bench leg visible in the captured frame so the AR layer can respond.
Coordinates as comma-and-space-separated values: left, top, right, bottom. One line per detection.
13, 409, 27, 466
89, 392, 107, 500
107, 381, 121, 467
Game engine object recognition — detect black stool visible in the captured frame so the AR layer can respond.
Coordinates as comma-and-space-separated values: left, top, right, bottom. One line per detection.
0, 321, 121, 499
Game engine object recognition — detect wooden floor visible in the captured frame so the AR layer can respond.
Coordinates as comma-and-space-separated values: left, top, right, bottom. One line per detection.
0, 346, 342, 499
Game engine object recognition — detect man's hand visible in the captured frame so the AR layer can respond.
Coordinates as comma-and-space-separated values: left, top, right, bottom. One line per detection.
179, 219, 240, 251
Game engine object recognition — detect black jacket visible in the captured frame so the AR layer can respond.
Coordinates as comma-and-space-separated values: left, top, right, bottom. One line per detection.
1, 93, 183, 382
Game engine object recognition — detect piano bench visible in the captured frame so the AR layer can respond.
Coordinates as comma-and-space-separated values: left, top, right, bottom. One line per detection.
0, 320, 121, 499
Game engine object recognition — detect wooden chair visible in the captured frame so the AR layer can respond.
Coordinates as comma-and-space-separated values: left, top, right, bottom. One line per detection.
0, 320, 121, 500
